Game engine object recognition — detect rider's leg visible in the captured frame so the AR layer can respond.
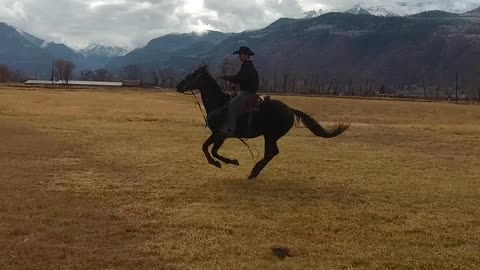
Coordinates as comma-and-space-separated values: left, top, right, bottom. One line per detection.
223, 92, 253, 136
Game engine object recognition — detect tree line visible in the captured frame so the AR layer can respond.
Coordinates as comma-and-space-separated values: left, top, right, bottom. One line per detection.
1, 58, 479, 103
257, 70, 480, 103
0, 59, 182, 89
0, 64, 32, 83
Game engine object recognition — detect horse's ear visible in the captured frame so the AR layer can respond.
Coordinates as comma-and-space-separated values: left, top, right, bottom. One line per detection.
203, 64, 208, 71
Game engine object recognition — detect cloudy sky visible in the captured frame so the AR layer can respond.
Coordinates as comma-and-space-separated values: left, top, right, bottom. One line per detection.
0, 0, 478, 49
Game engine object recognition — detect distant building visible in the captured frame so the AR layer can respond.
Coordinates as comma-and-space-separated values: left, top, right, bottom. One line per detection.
25, 80, 124, 87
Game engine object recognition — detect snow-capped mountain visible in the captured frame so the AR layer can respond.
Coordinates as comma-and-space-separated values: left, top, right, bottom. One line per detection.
79, 43, 128, 58
463, 7, 480, 17
2, 23, 46, 47
0, 22, 86, 74
345, 4, 373, 15
14, 27, 46, 47
345, 2, 475, 17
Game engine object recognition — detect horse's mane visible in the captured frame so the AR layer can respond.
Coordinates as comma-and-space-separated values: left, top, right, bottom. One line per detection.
196, 69, 230, 113
202, 70, 229, 99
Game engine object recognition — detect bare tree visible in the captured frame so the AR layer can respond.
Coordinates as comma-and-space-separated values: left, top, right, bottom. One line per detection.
348, 79, 353, 96
55, 59, 75, 85
157, 68, 180, 89
280, 72, 296, 93
272, 71, 279, 92
420, 73, 428, 99
80, 69, 95, 81
0, 65, 9, 83
310, 73, 321, 94
150, 68, 179, 89
260, 77, 270, 92
8, 70, 28, 83
472, 66, 480, 103
94, 69, 113, 81
151, 71, 159, 87
301, 72, 313, 93
122, 65, 142, 80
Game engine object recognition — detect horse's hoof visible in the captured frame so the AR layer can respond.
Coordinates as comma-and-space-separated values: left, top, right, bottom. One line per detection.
248, 175, 256, 180
231, 159, 240, 166
213, 161, 222, 169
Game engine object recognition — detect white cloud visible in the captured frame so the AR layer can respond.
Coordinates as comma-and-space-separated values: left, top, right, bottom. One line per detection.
0, 0, 27, 21
0, 0, 478, 49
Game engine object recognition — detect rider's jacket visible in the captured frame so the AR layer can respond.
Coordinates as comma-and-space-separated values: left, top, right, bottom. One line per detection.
223, 61, 259, 94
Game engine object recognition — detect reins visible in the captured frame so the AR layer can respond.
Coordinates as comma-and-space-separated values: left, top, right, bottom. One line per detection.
183, 78, 208, 127
238, 138, 258, 160
190, 89, 208, 127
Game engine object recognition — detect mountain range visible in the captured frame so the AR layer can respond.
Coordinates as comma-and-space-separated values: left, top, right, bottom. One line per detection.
462, 7, 480, 17
344, 2, 466, 17
107, 31, 231, 71
0, 22, 127, 76
1, 5, 480, 88
107, 6, 480, 86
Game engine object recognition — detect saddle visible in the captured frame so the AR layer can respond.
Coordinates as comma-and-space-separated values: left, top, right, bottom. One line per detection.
242, 95, 270, 137
242, 94, 270, 112
207, 94, 270, 137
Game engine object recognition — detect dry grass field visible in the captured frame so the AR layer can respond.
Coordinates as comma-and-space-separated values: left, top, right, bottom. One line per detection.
1, 87, 479, 270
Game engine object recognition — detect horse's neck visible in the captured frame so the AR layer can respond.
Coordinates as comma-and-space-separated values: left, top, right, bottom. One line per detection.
199, 79, 229, 114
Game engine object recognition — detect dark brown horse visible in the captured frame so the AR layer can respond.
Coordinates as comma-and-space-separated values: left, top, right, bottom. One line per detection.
177, 65, 349, 179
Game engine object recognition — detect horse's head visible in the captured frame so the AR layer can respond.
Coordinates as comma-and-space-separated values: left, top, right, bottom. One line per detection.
177, 64, 228, 113
176, 65, 209, 93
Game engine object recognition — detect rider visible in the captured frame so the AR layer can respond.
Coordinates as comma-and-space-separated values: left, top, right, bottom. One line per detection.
219, 46, 259, 137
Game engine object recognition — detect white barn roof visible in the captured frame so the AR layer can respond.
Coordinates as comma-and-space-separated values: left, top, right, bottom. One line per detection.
25, 80, 123, 87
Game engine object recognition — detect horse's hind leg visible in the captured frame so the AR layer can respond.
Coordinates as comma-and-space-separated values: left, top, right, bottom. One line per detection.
248, 136, 280, 180
212, 138, 240, 166
203, 134, 222, 168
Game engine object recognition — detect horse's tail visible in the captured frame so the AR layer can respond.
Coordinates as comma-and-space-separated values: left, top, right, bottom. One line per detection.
292, 109, 350, 138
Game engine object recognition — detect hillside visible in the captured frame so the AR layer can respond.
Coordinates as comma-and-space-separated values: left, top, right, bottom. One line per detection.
462, 7, 480, 17
108, 31, 230, 71
205, 12, 480, 87
133, 10, 475, 89
0, 23, 52, 74
106, 6, 480, 89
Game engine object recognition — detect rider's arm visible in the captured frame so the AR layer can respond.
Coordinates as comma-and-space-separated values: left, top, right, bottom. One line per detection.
222, 64, 245, 84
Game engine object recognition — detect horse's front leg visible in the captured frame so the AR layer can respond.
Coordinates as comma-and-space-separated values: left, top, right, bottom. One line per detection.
212, 138, 240, 166
203, 134, 222, 168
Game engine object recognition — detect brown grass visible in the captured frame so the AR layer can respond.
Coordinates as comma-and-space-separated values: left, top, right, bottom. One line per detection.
1, 87, 479, 269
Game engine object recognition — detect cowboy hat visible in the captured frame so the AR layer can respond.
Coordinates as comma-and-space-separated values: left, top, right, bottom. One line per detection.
233, 46, 255, 56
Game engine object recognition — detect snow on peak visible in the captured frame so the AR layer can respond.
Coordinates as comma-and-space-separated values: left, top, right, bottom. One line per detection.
80, 43, 128, 57
345, 1, 473, 17
9, 25, 45, 46
346, 3, 372, 15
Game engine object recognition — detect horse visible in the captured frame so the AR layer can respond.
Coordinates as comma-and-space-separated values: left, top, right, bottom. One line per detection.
176, 65, 350, 180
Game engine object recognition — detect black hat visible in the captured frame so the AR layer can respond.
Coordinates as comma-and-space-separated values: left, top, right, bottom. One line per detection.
233, 46, 255, 56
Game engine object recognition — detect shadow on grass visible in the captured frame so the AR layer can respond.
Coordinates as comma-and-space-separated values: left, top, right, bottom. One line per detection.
216, 174, 367, 208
